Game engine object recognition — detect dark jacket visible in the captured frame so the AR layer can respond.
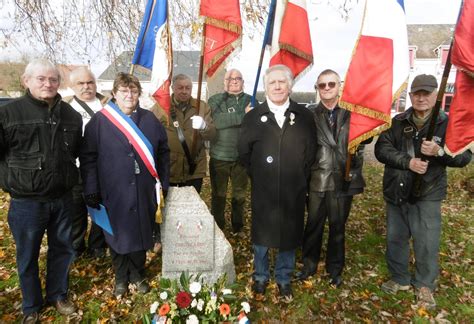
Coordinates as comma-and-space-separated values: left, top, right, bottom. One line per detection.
374, 108, 472, 205
151, 95, 216, 183
80, 107, 170, 254
0, 90, 82, 200
208, 91, 251, 161
238, 100, 317, 250
308, 102, 366, 196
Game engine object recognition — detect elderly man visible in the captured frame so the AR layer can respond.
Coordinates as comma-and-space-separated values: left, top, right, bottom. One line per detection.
375, 74, 471, 309
152, 74, 215, 193
297, 69, 368, 287
238, 64, 317, 298
0, 59, 82, 322
66, 67, 108, 258
208, 69, 251, 234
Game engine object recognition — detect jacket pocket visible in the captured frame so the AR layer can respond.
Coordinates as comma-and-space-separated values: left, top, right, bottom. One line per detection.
11, 127, 40, 154
6, 156, 42, 194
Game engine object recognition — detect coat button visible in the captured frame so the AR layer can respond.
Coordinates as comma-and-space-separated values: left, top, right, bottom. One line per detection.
261, 116, 268, 122
266, 156, 273, 163
400, 183, 404, 186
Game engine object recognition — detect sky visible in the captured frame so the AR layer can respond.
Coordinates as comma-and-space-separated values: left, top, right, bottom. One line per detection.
0, 0, 463, 92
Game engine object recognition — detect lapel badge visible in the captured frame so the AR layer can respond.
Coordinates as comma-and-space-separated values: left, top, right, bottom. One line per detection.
289, 112, 295, 125
261, 115, 268, 123
173, 121, 179, 128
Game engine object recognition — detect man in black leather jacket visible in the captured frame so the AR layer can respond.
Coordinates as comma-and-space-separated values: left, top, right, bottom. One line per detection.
0, 59, 82, 323
297, 69, 368, 287
375, 74, 471, 309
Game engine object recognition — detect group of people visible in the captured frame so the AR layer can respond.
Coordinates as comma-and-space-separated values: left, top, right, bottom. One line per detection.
0, 59, 470, 324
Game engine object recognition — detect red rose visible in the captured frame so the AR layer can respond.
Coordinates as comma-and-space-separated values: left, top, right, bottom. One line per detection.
176, 291, 192, 308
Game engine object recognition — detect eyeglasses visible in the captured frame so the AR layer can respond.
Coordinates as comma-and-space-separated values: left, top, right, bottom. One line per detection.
117, 89, 140, 96
316, 82, 337, 90
35, 76, 59, 85
225, 77, 243, 82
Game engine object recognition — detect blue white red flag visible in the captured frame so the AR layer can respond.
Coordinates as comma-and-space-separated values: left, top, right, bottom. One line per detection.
266, 0, 313, 79
340, 0, 409, 153
132, 0, 172, 114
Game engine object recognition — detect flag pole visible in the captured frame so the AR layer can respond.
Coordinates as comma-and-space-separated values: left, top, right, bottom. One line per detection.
251, 0, 276, 107
410, 0, 464, 200
189, 21, 207, 168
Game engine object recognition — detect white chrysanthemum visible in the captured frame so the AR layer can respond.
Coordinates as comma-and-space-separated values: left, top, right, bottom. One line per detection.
150, 301, 159, 314
186, 314, 199, 324
221, 289, 232, 295
159, 291, 168, 300
189, 282, 202, 295
241, 301, 250, 313
197, 299, 205, 311
191, 298, 197, 308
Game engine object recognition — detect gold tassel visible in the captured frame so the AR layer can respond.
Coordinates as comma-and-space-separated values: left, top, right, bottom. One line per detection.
155, 189, 165, 224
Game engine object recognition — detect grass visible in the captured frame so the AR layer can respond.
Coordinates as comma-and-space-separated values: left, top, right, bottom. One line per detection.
0, 161, 472, 322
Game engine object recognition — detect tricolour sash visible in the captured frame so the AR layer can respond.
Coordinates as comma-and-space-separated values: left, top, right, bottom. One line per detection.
101, 101, 164, 220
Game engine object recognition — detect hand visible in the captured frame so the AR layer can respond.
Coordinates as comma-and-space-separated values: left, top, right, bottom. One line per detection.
245, 103, 252, 113
191, 115, 206, 130
84, 193, 102, 210
409, 158, 429, 174
420, 139, 440, 156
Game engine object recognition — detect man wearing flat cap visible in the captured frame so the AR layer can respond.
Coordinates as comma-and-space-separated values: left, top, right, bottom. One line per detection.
374, 74, 472, 309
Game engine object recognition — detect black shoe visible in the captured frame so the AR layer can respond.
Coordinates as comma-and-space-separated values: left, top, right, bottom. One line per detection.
295, 268, 316, 281
251, 281, 267, 295
22, 312, 39, 324
329, 276, 343, 288
134, 280, 150, 294
277, 283, 293, 298
114, 282, 128, 297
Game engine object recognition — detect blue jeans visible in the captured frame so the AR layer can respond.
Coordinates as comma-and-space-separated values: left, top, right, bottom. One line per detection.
386, 201, 441, 290
7, 193, 75, 315
253, 244, 295, 285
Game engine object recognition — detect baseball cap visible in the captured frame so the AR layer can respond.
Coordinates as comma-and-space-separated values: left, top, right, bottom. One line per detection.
410, 74, 438, 93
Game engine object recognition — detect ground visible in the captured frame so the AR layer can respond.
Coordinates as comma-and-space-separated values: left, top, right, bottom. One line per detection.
0, 161, 472, 323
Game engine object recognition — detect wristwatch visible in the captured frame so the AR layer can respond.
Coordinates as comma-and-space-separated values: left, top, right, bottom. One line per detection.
437, 147, 445, 157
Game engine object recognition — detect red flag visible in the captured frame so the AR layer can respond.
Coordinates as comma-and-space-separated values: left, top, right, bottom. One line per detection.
445, 0, 474, 156
339, 0, 409, 153
268, 0, 313, 79
200, 0, 242, 77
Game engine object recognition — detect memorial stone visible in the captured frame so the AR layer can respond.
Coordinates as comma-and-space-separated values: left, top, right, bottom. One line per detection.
162, 186, 236, 284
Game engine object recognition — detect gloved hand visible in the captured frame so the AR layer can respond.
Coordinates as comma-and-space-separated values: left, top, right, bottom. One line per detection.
84, 193, 102, 210
191, 115, 207, 130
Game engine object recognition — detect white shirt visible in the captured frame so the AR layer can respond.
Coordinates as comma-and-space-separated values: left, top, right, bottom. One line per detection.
267, 97, 290, 128
70, 97, 103, 133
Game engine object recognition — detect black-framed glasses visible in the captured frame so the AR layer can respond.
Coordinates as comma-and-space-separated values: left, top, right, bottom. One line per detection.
316, 82, 337, 90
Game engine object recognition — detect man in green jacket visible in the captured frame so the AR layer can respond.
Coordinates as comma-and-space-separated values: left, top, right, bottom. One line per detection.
208, 69, 251, 234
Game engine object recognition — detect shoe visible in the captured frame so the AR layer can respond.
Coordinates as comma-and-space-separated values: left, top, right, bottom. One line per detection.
277, 283, 293, 298
114, 282, 128, 297
22, 312, 39, 324
329, 276, 343, 288
381, 280, 411, 294
134, 280, 150, 294
251, 281, 267, 295
295, 268, 316, 281
51, 299, 76, 315
416, 286, 436, 309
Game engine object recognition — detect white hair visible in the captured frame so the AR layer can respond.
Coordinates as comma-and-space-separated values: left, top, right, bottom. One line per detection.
263, 64, 294, 89
22, 58, 61, 82
69, 66, 95, 84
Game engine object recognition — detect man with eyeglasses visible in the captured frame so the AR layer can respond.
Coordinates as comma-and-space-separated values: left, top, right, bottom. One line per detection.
375, 74, 471, 309
64, 67, 109, 259
207, 69, 251, 236
0, 59, 82, 322
296, 69, 368, 288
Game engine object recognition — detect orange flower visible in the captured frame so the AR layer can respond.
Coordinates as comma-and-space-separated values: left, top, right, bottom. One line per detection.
219, 303, 231, 316
158, 303, 170, 316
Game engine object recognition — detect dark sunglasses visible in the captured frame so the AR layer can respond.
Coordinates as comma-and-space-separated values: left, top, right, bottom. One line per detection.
316, 82, 337, 90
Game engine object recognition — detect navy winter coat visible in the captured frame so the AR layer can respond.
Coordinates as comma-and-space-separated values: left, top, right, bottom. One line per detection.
80, 107, 170, 254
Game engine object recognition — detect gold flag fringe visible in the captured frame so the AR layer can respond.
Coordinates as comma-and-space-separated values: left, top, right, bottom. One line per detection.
279, 43, 313, 62
205, 17, 242, 34
204, 38, 242, 76
444, 141, 474, 157
339, 101, 392, 124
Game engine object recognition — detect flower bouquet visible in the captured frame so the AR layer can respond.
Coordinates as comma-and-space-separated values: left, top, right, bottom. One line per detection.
145, 272, 250, 324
